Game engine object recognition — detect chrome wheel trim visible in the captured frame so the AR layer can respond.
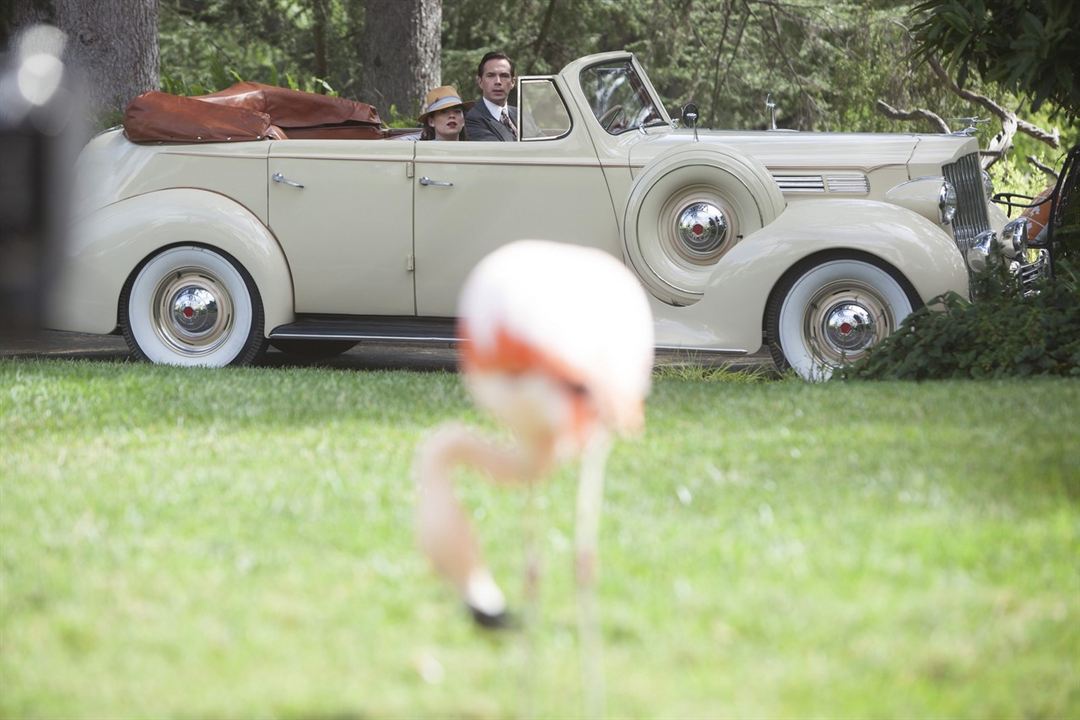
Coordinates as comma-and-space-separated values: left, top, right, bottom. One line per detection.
673, 200, 729, 261
126, 247, 255, 367
777, 259, 913, 381
151, 267, 235, 356
803, 281, 891, 366
657, 187, 737, 268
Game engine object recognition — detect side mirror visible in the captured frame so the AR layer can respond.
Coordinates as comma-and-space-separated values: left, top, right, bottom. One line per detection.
681, 103, 699, 141
681, 103, 699, 127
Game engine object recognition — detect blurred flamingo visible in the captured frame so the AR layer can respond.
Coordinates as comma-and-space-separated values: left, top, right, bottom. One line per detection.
414, 239, 654, 715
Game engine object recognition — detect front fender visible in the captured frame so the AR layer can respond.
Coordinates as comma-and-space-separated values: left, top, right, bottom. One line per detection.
655, 199, 969, 351
47, 188, 294, 335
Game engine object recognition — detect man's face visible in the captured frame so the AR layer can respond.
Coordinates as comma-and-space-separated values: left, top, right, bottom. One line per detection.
477, 58, 513, 105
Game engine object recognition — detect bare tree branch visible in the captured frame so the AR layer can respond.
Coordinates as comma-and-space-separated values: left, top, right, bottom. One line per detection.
710, 3, 751, 124
1027, 155, 1060, 180
983, 115, 1017, 170
928, 58, 1061, 149
751, 2, 823, 127
875, 100, 951, 133
530, 0, 558, 66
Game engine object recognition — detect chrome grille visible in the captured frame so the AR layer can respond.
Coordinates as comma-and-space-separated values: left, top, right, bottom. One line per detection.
942, 153, 991, 249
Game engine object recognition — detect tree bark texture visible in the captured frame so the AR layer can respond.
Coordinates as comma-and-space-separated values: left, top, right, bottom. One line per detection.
360, 0, 441, 120
5, 0, 159, 117
312, 0, 329, 87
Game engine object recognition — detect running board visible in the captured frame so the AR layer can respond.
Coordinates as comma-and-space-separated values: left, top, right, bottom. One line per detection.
269, 314, 751, 356
269, 315, 459, 343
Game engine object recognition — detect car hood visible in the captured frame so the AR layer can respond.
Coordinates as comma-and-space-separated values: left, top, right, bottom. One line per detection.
627, 129, 975, 175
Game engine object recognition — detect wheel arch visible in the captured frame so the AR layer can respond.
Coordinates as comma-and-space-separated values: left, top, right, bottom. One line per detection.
762, 247, 924, 334
47, 188, 294, 335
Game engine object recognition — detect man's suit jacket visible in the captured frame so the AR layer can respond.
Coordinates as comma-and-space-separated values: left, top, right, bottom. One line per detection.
465, 102, 517, 142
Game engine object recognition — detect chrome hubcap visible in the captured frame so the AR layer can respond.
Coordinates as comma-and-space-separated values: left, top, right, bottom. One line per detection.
675, 202, 728, 259
152, 269, 234, 356
823, 303, 876, 352
805, 283, 891, 365
170, 287, 219, 335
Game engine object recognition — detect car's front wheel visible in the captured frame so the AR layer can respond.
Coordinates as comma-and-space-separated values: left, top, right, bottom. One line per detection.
765, 254, 919, 381
120, 245, 268, 366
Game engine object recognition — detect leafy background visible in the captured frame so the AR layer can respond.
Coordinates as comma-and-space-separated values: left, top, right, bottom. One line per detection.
157, 0, 1078, 195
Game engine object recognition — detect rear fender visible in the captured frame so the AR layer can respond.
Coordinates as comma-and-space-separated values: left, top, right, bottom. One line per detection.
48, 188, 293, 334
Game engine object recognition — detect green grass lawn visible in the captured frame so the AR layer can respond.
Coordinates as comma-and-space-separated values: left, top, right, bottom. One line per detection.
1, 359, 1077, 719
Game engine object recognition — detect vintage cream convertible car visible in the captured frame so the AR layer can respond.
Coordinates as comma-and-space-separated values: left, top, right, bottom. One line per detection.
49, 51, 1036, 380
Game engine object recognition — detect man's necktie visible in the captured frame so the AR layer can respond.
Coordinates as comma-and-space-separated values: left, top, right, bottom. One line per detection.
500, 109, 518, 140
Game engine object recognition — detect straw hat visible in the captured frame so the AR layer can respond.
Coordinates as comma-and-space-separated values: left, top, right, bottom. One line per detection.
418, 86, 472, 123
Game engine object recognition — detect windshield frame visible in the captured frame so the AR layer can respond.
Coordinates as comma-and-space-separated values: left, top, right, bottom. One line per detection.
578, 58, 670, 136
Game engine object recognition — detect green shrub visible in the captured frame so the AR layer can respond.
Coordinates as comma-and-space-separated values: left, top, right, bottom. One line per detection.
837, 259, 1080, 380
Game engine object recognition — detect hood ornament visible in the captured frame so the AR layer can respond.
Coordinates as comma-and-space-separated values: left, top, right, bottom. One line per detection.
948, 116, 989, 136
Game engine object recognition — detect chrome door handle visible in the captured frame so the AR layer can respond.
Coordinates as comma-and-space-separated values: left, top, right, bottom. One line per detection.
272, 172, 304, 189
419, 176, 453, 187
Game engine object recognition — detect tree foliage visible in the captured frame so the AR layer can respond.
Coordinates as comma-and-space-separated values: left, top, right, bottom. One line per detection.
158, 0, 365, 96
20, 0, 1070, 190
910, 0, 1080, 118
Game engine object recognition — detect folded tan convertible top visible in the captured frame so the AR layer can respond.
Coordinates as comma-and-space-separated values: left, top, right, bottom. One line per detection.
123, 82, 386, 143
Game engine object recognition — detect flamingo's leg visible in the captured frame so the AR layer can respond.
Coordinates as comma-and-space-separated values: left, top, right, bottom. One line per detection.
575, 431, 612, 719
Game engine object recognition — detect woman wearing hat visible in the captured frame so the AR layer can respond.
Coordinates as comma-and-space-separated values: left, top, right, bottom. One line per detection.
419, 86, 472, 141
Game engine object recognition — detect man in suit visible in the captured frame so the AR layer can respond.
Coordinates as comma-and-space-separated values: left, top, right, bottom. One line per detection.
465, 52, 519, 142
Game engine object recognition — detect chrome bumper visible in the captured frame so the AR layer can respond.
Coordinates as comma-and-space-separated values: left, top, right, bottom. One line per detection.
962, 217, 1049, 290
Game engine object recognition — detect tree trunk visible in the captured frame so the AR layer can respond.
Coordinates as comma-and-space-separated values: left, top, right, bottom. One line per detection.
5, 0, 159, 119
360, 0, 441, 121
311, 0, 329, 89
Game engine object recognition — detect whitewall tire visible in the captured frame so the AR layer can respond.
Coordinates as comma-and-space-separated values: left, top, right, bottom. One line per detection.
119, 245, 267, 366
766, 255, 919, 381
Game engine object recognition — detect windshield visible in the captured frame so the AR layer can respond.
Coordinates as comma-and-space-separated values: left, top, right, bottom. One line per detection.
579, 60, 665, 135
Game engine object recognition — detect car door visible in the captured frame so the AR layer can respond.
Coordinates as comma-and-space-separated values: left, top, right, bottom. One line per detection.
268, 139, 415, 315
412, 78, 620, 316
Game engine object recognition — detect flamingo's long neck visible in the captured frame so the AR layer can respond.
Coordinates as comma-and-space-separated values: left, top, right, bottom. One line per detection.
415, 423, 550, 619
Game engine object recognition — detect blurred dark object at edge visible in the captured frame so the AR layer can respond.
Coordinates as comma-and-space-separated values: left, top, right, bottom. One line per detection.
0, 24, 86, 342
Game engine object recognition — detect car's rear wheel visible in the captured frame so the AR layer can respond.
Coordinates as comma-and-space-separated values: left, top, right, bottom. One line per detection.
765, 254, 919, 381
120, 245, 268, 366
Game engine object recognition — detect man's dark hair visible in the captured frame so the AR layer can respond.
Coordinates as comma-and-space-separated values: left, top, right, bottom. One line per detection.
476, 51, 515, 78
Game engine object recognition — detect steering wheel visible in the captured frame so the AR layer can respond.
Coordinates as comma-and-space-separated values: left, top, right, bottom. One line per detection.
597, 104, 625, 131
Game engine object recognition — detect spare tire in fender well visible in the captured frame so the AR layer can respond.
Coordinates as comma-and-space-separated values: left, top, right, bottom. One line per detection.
623, 143, 785, 306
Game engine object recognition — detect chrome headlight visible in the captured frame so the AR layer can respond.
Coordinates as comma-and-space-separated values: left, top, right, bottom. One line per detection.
939, 180, 958, 224
981, 169, 994, 201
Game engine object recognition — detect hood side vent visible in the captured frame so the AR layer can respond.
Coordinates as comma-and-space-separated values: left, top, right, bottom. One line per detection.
825, 174, 870, 194
772, 174, 826, 193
